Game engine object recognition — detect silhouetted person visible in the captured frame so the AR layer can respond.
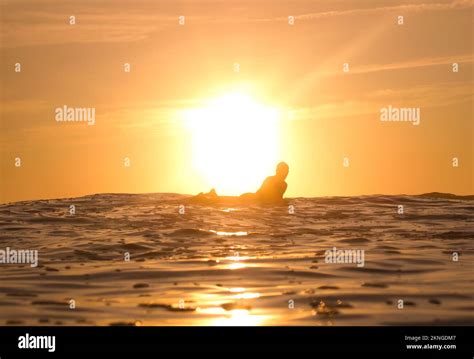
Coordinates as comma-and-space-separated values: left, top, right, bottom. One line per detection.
193, 162, 289, 204
244, 161, 289, 203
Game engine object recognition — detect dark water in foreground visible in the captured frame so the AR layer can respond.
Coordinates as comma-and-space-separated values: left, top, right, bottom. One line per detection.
0, 193, 472, 325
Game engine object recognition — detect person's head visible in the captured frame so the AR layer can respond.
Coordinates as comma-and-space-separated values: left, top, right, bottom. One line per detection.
275, 161, 289, 180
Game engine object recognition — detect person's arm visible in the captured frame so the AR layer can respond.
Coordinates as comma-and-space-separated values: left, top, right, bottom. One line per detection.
281, 181, 288, 196
256, 177, 271, 194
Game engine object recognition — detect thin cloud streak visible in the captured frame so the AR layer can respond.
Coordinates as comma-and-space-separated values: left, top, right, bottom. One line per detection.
321, 54, 474, 77
269, 0, 473, 22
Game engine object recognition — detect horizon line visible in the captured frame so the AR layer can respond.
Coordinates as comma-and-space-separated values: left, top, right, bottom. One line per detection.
2, 191, 473, 205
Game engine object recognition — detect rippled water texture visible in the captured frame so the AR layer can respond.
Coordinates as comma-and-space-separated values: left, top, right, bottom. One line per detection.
0, 193, 472, 325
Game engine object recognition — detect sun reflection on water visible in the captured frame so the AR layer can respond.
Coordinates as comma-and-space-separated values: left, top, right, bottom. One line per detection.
209, 230, 248, 236
200, 308, 267, 326
232, 292, 260, 299
221, 208, 239, 213
228, 262, 246, 270
225, 255, 249, 261
229, 287, 246, 293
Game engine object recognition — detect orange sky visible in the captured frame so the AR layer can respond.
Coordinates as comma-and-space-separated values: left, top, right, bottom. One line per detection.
1, 0, 473, 203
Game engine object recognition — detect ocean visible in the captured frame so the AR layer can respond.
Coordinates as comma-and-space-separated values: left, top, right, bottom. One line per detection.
0, 193, 472, 326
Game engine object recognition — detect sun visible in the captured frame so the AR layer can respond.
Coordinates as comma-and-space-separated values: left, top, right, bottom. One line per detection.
183, 92, 281, 195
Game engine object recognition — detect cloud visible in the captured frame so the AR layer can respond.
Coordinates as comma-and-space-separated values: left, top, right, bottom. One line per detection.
275, 0, 474, 22
1, 1, 208, 47
289, 81, 473, 121
323, 54, 473, 76
4, 0, 473, 47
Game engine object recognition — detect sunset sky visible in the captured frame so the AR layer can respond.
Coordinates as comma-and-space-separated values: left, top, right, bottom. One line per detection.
1, 0, 472, 203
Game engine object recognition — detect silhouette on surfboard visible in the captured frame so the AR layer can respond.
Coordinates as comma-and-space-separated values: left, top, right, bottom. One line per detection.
190, 162, 289, 205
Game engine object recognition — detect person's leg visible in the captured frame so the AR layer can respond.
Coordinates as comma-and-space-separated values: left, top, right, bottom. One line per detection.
239, 192, 256, 204
189, 188, 219, 204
